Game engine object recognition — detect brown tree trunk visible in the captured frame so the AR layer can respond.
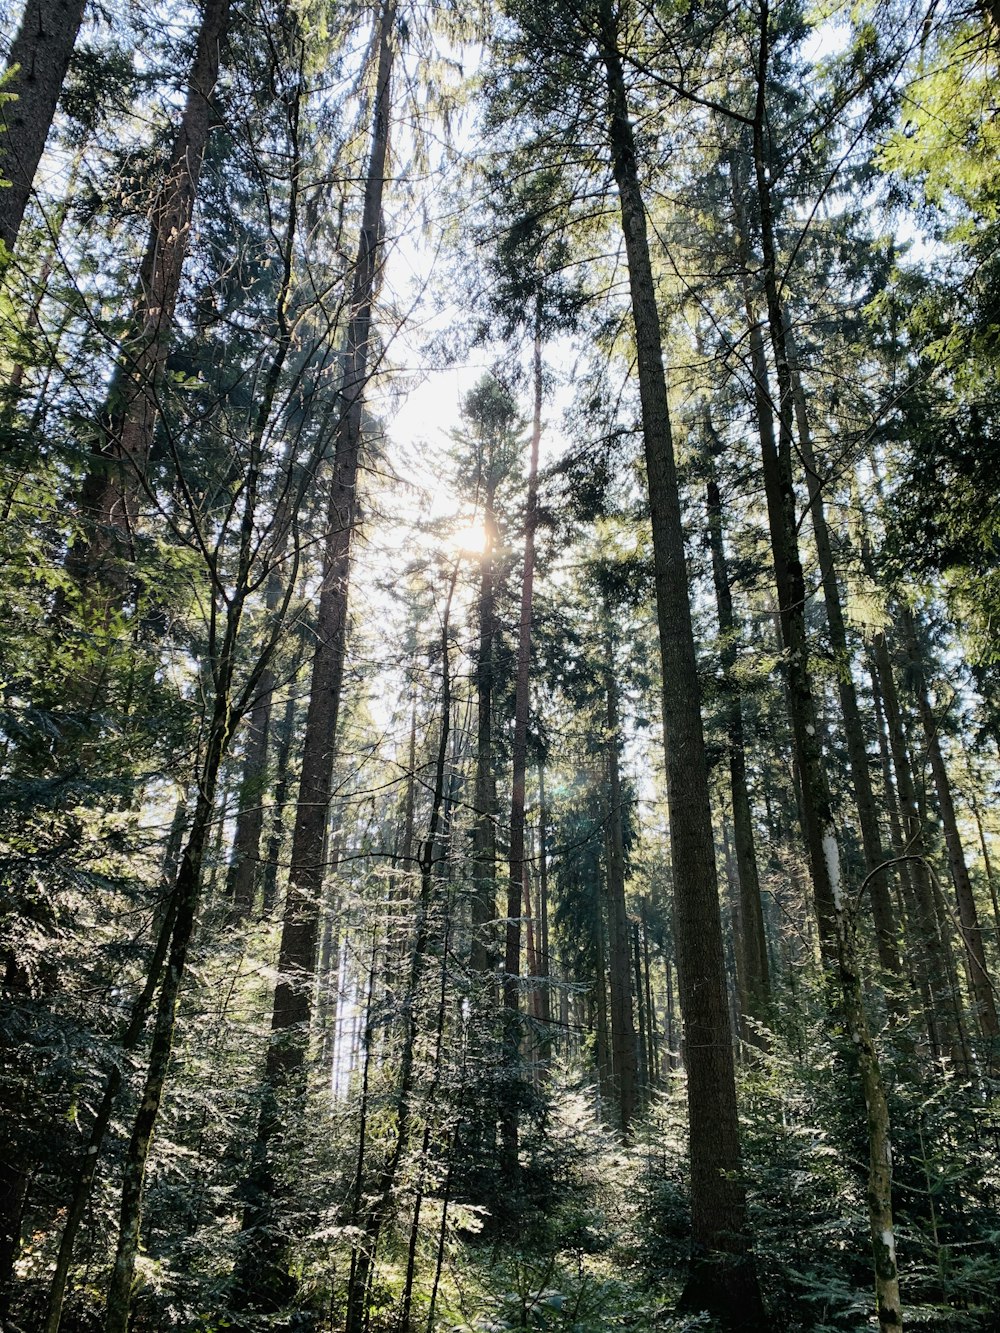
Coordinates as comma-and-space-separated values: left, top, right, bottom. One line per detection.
344, 565, 457, 1333
537, 763, 552, 1032
786, 336, 902, 981
749, 10, 898, 1324
704, 429, 771, 1038
471, 482, 499, 977
260, 688, 298, 916
872, 631, 961, 1064
0, 0, 87, 254
503, 291, 543, 1119
67, 0, 230, 595
902, 611, 999, 1043
104, 646, 245, 1332
235, 2, 394, 1303
597, 5, 764, 1319
602, 619, 638, 1135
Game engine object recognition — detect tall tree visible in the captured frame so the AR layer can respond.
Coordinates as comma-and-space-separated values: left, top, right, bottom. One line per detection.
235, 0, 396, 1302
0, 0, 87, 255
66, 0, 231, 600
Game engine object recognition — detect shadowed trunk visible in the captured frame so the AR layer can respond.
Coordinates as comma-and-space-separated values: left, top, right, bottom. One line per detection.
66, 0, 230, 598
598, 3, 765, 1319
0, 0, 87, 255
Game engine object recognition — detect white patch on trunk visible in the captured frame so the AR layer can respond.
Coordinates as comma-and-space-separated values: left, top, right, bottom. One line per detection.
881, 1228, 896, 1263
823, 827, 843, 912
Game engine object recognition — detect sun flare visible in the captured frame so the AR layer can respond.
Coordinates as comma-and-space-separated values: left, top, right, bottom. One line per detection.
449, 520, 489, 555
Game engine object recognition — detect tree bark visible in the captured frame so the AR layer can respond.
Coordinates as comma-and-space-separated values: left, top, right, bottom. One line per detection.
902, 611, 999, 1043
871, 630, 961, 1064
704, 429, 771, 1038
235, 1, 394, 1302
104, 670, 241, 1332
471, 481, 499, 977
749, 10, 899, 1324
786, 336, 902, 980
0, 0, 87, 255
504, 286, 543, 1056
597, 5, 765, 1319
602, 618, 638, 1135
66, 0, 230, 596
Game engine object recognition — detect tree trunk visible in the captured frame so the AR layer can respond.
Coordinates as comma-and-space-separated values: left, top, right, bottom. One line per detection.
265, 0, 392, 1078
0, 0, 87, 255
871, 631, 960, 1063
597, 5, 764, 1318
602, 619, 638, 1135
104, 678, 238, 1332
344, 565, 456, 1333
537, 763, 552, 1035
236, 4, 394, 1299
66, 0, 230, 596
504, 288, 543, 1037
902, 611, 999, 1043
41, 881, 181, 1333
261, 687, 299, 915
749, 10, 898, 1324
733, 218, 837, 952
786, 337, 902, 981
704, 430, 771, 1038
471, 480, 499, 977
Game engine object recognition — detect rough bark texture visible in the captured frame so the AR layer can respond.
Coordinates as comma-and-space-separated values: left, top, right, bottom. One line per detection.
734, 195, 837, 952
266, 0, 391, 1069
0, 0, 87, 254
66, 0, 229, 594
598, 6, 765, 1321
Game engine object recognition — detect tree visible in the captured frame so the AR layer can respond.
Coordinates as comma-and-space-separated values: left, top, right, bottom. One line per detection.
0, 0, 88, 255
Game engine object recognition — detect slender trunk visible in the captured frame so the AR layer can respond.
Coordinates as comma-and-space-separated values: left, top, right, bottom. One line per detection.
42, 883, 180, 1333
504, 287, 543, 1089
344, 565, 456, 1333
902, 612, 999, 1042
631, 919, 648, 1099
733, 196, 837, 952
262, 0, 393, 1086
872, 631, 958, 1061
104, 680, 237, 1332
704, 431, 771, 1036
786, 333, 902, 979
594, 917, 613, 1106
226, 613, 280, 914
871, 671, 940, 1057
642, 903, 660, 1084
471, 482, 499, 977
536, 765, 552, 1064
261, 687, 299, 914
598, 8, 763, 1318
399, 909, 452, 1332
602, 619, 638, 1135
67, 0, 230, 595
0, 0, 87, 255
964, 768, 1000, 945
522, 852, 539, 1017
750, 12, 898, 1324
